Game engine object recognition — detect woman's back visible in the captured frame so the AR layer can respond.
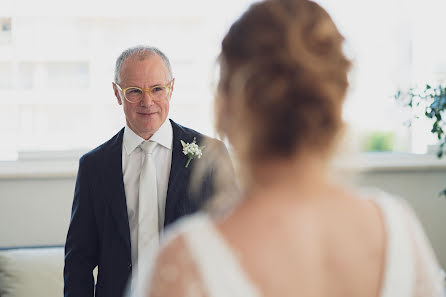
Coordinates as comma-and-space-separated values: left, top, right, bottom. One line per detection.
145, 185, 443, 297
216, 184, 386, 297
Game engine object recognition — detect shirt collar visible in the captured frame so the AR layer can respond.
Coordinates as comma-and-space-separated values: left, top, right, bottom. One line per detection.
123, 119, 173, 155
150, 119, 173, 150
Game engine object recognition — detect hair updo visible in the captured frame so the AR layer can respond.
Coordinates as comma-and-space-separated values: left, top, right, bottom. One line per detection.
216, 0, 351, 168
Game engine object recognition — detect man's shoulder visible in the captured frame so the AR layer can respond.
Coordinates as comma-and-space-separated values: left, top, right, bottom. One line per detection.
79, 128, 124, 164
170, 119, 218, 144
170, 120, 202, 137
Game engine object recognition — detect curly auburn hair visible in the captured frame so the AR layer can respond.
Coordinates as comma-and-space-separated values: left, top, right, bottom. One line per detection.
216, 0, 351, 167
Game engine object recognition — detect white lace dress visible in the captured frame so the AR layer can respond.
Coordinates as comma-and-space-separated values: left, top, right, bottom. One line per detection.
136, 190, 445, 297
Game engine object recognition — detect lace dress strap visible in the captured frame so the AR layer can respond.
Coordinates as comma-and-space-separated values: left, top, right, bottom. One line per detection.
368, 189, 444, 297
181, 214, 261, 297
372, 193, 415, 297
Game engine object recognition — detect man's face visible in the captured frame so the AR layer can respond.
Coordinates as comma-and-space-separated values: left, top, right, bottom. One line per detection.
113, 55, 173, 140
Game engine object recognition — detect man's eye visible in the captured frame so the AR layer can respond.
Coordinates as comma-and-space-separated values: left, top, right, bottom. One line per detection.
127, 88, 142, 94
152, 86, 165, 93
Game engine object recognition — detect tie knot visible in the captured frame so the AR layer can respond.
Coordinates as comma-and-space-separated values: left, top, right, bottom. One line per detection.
140, 140, 157, 155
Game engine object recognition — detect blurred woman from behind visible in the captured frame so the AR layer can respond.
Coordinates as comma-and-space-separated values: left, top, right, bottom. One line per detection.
142, 0, 444, 296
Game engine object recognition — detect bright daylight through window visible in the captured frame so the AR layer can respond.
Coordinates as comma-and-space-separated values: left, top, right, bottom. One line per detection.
0, 0, 445, 161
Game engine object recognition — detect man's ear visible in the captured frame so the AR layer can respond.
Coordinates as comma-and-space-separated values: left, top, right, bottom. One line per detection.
169, 78, 175, 99
112, 82, 122, 105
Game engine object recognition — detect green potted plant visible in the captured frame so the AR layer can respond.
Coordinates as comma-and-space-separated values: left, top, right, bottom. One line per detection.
395, 83, 446, 195
395, 84, 446, 157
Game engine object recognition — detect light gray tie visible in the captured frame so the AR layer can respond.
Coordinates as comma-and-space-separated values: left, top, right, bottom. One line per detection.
137, 140, 158, 272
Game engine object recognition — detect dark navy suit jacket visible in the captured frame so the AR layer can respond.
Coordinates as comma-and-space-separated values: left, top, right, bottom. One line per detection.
64, 120, 229, 297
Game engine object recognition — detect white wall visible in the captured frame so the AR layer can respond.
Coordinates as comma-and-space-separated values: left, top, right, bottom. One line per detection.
0, 177, 74, 247
1, 166, 445, 269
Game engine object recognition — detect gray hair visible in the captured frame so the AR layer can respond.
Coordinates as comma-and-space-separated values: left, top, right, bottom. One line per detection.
114, 45, 173, 83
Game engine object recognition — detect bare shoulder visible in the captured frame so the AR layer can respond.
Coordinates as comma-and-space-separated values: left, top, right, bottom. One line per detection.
146, 234, 208, 297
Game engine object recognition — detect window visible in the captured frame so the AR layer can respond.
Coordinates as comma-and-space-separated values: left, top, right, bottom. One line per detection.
0, 17, 11, 44
317, 0, 446, 153
0, 0, 445, 161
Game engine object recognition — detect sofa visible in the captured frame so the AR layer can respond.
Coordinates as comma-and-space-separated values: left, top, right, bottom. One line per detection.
0, 246, 64, 297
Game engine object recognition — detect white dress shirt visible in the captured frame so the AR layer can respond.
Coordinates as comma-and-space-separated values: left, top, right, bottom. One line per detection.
121, 119, 173, 270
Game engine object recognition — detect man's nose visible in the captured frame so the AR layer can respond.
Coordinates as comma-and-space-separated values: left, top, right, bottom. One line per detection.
140, 91, 153, 106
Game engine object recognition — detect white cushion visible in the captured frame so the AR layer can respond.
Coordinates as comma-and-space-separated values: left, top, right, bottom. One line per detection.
0, 247, 64, 297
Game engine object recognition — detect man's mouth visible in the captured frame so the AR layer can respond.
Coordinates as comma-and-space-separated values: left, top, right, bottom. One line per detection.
137, 111, 157, 116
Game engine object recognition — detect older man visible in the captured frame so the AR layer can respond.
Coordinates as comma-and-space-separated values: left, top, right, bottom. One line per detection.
64, 46, 232, 297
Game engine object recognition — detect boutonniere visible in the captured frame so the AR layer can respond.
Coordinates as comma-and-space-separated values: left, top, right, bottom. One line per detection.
180, 137, 204, 168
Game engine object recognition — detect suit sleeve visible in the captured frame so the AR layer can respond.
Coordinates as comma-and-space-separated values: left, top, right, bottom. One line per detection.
215, 140, 239, 194
64, 156, 99, 297
202, 139, 238, 202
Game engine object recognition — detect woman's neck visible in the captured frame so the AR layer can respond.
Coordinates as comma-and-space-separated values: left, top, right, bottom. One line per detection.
242, 154, 334, 199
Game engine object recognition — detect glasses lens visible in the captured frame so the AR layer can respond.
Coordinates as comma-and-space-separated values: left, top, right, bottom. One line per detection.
125, 87, 143, 103
151, 86, 169, 101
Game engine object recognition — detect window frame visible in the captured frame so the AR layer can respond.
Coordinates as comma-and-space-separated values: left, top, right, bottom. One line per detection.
2, 151, 446, 179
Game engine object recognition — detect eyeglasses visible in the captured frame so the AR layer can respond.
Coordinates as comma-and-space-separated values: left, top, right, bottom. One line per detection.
115, 80, 174, 104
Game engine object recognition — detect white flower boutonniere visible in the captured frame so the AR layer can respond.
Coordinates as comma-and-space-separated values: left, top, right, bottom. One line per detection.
181, 137, 204, 168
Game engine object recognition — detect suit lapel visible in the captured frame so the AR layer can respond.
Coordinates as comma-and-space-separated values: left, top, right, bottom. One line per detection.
164, 120, 192, 226
103, 128, 131, 252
